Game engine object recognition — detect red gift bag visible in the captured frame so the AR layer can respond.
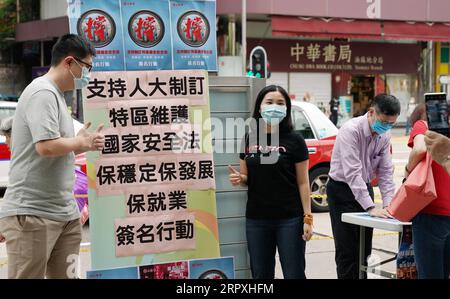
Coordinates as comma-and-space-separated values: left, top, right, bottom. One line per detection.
387, 154, 437, 222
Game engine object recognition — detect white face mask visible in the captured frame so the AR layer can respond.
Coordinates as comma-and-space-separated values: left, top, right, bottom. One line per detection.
70, 59, 91, 90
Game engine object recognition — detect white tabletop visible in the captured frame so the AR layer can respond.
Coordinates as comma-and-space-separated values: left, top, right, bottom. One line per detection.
341, 213, 412, 232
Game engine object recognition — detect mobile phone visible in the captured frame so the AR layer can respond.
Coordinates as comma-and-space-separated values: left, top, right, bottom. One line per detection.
425, 92, 449, 137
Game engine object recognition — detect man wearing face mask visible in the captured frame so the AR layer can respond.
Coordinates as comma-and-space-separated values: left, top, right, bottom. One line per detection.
0, 34, 105, 279
326, 93, 400, 279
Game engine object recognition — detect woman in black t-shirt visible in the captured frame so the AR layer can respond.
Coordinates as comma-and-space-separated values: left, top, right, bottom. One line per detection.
228, 85, 313, 279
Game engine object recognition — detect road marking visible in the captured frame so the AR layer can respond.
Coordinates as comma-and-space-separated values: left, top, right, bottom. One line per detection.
311, 231, 398, 241
393, 159, 408, 164
0, 246, 92, 269
393, 150, 411, 154
390, 136, 409, 144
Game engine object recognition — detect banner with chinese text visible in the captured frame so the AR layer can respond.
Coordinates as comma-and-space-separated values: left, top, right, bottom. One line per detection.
170, 0, 217, 70
68, 0, 126, 71
84, 69, 220, 270
87, 257, 234, 279
68, 0, 217, 71
121, 0, 173, 70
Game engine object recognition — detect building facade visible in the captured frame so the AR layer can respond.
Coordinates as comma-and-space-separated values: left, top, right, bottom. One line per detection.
217, 0, 450, 122
6, 0, 450, 119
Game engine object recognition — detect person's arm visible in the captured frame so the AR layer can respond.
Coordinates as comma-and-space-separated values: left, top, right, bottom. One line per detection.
26, 90, 104, 157
340, 130, 391, 218
295, 160, 313, 241
425, 128, 450, 176
295, 160, 311, 215
74, 122, 105, 155
405, 134, 427, 178
339, 130, 375, 210
376, 137, 396, 209
228, 159, 248, 187
444, 160, 450, 176
36, 137, 84, 157
35, 123, 104, 157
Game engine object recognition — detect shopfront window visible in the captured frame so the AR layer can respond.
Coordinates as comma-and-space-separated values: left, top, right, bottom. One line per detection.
386, 74, 419, 124
351, 75, 375, 117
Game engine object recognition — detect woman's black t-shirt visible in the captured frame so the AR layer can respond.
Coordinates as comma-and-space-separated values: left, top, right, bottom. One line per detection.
239, 131, 309, 219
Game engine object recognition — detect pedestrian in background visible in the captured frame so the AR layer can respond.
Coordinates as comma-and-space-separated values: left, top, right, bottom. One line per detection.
0, 34, 105, 279
405, 97, 417, 135
229, 85, 313, 279
327, 94, 400, 279
329, 97, 340, 126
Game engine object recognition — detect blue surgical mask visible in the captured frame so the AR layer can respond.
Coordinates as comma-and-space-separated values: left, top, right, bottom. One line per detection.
371, 119, 394, 135
70, 60, 91, 90
261, 104, 287, 126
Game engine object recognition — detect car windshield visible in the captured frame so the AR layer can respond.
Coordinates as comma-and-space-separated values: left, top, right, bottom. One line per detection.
300, 104, 339, 139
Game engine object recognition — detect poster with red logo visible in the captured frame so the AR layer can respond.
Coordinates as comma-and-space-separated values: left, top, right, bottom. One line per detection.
68, 0, 217, 72
121, 0, 173, 71
68, 0, 126, 71
171, 0, 217, 71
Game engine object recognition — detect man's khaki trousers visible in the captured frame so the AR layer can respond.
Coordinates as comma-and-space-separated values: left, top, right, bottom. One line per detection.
0, 215, 81, 279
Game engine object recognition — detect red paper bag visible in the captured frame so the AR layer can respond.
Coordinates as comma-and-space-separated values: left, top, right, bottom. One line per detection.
387, 154, 437, 222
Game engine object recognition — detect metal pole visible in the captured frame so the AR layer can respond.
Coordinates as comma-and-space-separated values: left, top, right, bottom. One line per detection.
429, 41, 434, 92
41, 41, 44, 67
359, 226, 366, 279
242, 0, 247, 75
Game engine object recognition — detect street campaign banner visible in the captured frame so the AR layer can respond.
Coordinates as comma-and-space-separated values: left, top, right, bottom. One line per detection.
68, 0, 126, 71
170, 0, 217, 71
67, 0, 217, 71
121, 0, 173, 71
83, 69, 220, 271
87, 257, 234, 279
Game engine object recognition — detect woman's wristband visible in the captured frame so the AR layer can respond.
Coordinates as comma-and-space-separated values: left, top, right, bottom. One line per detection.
304, 213, 313, 225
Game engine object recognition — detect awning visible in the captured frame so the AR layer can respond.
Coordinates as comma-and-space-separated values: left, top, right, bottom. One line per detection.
383, 21, 450, 41
272, 15, 450, 42
272, 16, 382, 40
15, 17, 69, 42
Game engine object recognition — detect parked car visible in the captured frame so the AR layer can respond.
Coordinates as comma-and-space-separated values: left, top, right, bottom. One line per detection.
0, 101, 19, 188
291, 101, 338, 212
0, 93, 19, 102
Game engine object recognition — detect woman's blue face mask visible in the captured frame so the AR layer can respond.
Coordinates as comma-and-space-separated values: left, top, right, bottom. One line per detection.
261, 104, 287, 126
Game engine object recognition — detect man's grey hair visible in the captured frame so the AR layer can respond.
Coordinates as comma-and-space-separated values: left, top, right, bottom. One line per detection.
0, 116, 13, 136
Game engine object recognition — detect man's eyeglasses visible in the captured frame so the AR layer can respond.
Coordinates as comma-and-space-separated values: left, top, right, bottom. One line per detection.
375, 113, 396, 126
73, 57, 93, 72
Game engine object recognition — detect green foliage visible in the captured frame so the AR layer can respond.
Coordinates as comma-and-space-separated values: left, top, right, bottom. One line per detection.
0, 0, 17, 50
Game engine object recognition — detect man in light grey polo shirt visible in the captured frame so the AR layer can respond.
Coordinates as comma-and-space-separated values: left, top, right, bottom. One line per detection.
0, 34, 105, 279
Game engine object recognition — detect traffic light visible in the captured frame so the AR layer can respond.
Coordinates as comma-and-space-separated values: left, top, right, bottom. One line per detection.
249, 46, 268, 78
